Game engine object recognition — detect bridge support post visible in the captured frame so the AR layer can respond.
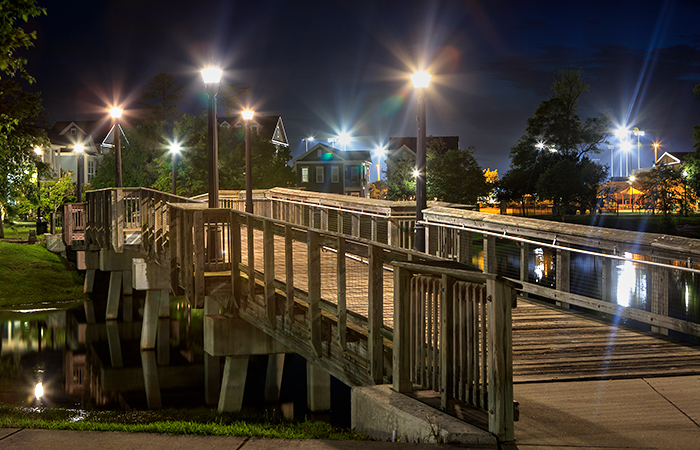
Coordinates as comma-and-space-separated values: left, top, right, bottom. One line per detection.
204, 297, 221, 405
265, 354, 285, 402
141, 289, 164, 350
122, 270, 133, 322
218, 356, 249, 412
106, 271, 123, 320
306, 360, 331, 412
105, 320, 123, 368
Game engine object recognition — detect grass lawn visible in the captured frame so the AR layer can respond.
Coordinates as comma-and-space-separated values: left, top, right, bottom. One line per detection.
0, 240, 86, 309
0, 406, 365, 440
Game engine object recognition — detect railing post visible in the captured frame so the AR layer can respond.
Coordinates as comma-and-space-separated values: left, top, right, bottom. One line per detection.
337, 236, 347, 351
229, 212, 241, 316
392, 265, 412, 393
247, 215, 255, 305
519, 242, 529, 283
458, 229, 472, 265
484, 235, 496, 274
388, 218, 400, 248
651, 257, 669, 335
556, 246, 570, 308
111, 188, 124, 252
285, 224, 294, 330
371, 216, 378, 242
351, 213, 360, 238
320, 208, 328, 231
194, 210, 205, 308
486, 279, 514, 443
263, 219, 276, 328
368, 244, 384, 384
308, 230, 322, 357
441, 275, 455, 411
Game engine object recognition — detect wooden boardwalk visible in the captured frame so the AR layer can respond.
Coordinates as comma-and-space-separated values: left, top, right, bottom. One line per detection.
512, 298, 700, 382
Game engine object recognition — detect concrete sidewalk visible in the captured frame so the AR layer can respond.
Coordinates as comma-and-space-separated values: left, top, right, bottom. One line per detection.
512, 375, 700, 449
0, 428, 492, 449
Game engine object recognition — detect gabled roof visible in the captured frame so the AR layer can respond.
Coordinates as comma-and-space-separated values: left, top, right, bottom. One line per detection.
47, 120, 113, 153
657, 151, 694, 166
293, 143, 371, 164
218, 114, 289, 147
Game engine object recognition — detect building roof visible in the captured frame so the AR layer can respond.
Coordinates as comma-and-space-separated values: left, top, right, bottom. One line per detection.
656, 151, 694, 166
293, 143, 371, 164
47, 120, 113, 154
218, 114, 289, 147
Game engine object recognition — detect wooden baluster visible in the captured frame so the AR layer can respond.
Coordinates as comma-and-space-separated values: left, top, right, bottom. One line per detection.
285, 224, 294, 330
392, 265, 412, 393
368, 244, 383, 384
229, 212, 241, 316
487, 279, 514, 442
247, 215, 255, 304
264, 220, 276, 328
194, 210, 205, 308
337, 236, 347, 351
440, 275, 455, 411
308, 230, 322, 357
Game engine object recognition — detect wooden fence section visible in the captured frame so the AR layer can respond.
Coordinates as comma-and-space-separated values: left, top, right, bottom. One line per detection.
422, 206, 700, 338
391, 260, 519, 442
63, 203, 85, 246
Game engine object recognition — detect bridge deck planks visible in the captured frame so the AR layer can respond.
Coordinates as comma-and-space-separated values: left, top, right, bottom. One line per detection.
512, 298, 700, 382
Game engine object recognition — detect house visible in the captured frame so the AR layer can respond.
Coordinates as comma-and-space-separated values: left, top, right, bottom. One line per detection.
656, 151, 694, 168
293, 143, 371, 197
218, 114, 289, 150
386, 136, 460, 162
41, 120, 113, 184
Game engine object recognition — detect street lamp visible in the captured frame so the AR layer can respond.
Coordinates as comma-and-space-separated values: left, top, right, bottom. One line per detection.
653, 142, 660, 167
201, 66, 223, 208
110, 107, 123, 187
303, 136, 315, 152
373, 146, 386, 182
169, 143, 181, 195
75, 144, 84, 202
242, 109, 255, 214
633, 128, 644, 170
337, 132, 351, 151
621, 141, 633, 176
411, 70, 431, 253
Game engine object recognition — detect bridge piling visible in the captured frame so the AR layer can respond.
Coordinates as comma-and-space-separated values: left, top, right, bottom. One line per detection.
306, 360, 331, 412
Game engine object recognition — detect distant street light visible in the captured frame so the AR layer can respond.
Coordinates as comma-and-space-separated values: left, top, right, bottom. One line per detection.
653, 142, 660, 166
303, 136, 315, 152
169, 143, 181, 195
621, 141, 633, 177
411, 70, 431, 253
242, 109, 255, 214
75, 144, 85, 202
201, 66, 223, 208
633, 128, 645, 170
110, 107, 123, 187
337, 132, 351, 151
373, 146, 386, 182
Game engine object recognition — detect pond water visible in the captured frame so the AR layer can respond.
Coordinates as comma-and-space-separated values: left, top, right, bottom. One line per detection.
0, 274, 350, 425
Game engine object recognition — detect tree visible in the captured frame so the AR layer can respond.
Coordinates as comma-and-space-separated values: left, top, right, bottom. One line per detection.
385, 154, 416, 201
0, 0, 46, 83
219, 83, 251, 116
40, 175, 75, 233
638, 165, 683, 216
369, 180, 387, 199
499, 69, 611, 216
0, 80, 49, 237
536, 157, 607, 217
427, 145, 488, 204
137, 73, 185, 125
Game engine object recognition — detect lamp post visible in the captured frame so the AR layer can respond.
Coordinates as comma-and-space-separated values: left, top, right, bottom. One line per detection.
110, 107, 123, 187
683, 170, 689, 216
653, 142, 660, 167
201, 66, 223, 208
633, 128, 644, 170
411, 70, 431, 253
242, 109, 255, 214
75, 144, 84, 202
169, 143, 181, 195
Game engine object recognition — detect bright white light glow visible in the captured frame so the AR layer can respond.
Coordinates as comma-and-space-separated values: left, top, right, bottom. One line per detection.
306, 136, 315, 142
615, 127, 629, 138
34, 146, 42, 155
616, 252, 636, 308
535, 141, 545, 150
74, 144, 84, 153
201, 67, 223, 84
109, 107, 123, 119
620, 142, 633, 152
411, 70, 432, 88
170, 143, 181, 154
242, 109, 255, 121
35, 382, 43, 399
374, 146, 386, 158
337, 132, 351, 149
412, 169, 420, 178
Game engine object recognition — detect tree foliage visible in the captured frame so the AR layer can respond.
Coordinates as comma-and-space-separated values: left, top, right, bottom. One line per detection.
40, 174, 75, 233
638, 165, 684, 216
498, 69, 611, 216
385, 154, 416, 201
0, 0, 46, 83
137, 73, 185, 125
693, 82, 700, 151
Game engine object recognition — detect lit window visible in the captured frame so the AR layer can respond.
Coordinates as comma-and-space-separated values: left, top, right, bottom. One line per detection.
332, 166, 339, 183
316, 166, 324, 183
301, 167, 309, 183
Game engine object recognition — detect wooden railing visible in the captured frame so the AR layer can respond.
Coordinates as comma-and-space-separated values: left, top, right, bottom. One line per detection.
391, 260, 518, 442
63, 203, 85, 246
83, 188, 203, 262
422, 206, 700, 338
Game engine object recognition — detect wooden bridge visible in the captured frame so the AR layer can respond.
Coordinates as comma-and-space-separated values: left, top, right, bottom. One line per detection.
64, 187, 700, 445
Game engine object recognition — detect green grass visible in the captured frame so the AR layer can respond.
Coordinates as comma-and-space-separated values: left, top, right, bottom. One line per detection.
0, 241, 86, 309
0, 406, 365, 440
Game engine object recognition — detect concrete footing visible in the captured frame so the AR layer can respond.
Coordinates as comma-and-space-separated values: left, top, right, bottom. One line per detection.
307, 360, 331, 412
351, 385, 497, 446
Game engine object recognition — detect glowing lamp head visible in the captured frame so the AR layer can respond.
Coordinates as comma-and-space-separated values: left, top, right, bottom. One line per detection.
169, 143, 181, 154
306, 136, 315, 142
413, 169, 420, 178
535, 141, 545, 150
109, 107, 123, 119
35, 382, 43, 399
411, 70, 432, 88
653, 142, 660, 149
615, 127, 629, 138
201, 67, 223, 84
74, 144, 84, 153
374, 146, 386, 158
629, 175, 636, 182
242, 109, 255, 121
338, 132, 351, 147
34, 146, 42, 155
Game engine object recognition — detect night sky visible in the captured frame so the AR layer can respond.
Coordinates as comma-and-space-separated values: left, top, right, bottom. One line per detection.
24, 0, 700, 179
